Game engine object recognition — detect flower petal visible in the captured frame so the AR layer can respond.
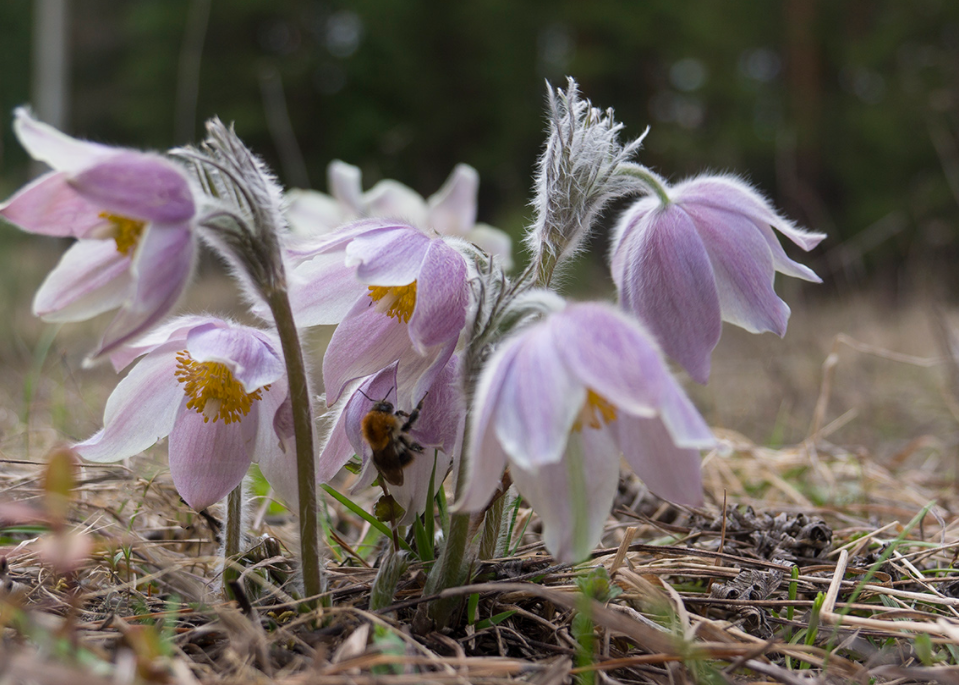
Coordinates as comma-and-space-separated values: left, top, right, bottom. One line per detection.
612, 203, 721, 384
426, 164, 478, 237
674, 175, 826, 251
107, 315, 224, 372
391, 448, 453, 525
408, 239, 468, 351
328, 160, 364, 214
33, 240, 132, 322
94, 223, 196, 357
551, 304, 667, 417
686, 204, 790, 336
169, 405, 256, 510
69, 152, 195, 224
615, 415, 704, 506
509, 426, 620, 563
0, 171, 106, 237
286, 254, 364, 327
466, 224, 514, 270
364, 179, 428, 226
346, 225, 429, 286
13, 107, 113, 172
494, 326, 585, 469
186, 325, 284, 391
254, 381, 300, 507
74, 351, 182, 462
285, 188, 345, 235
657, 384, 716, 449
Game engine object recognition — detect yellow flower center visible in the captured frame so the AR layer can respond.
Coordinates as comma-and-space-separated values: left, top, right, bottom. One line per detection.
572, 389, 618, 432
99, 212, 146, 256
367, 281, 418, 323
174, 351, 268, 425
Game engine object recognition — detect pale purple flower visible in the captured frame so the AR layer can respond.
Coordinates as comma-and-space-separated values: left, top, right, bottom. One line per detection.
0, 108, 197, 357
610, 175, 826, 384
74, 317, 295, 511
318, 356, 464, 523
287, 219, 470, 405
459, 302, 715, 563
285, 160, 512, 268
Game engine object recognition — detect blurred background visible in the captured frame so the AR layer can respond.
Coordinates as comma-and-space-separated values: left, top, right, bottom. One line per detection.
1, 0, 958, 452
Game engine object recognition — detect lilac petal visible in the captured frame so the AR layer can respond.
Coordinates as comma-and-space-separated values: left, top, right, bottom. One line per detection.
658, 384, 716, 449
408, 239, 468, 352
754, 220, 822, 282
396, 336, 459, 409
33, 240, 132, 322
404, 354, 464, 456
108, 315, 224, 371
322, 299, 419, 404
509, 426, 620, 563
392, 448, 453, 525
466, 224, 514, 270
186, 324, 284, 391
74, 351, 182, 462
328, 160, 364, 214
613, 204, 721, 384
346, 225, 429, 286
284, 189, 346, 235
457, 341, 513, 512
0, 171, 106, 237
495, 326, 585, 469
94, 223, 195, 357
426, 164, 478, 237
552, 304, 668, 417
287, 254, 364, 327
610, 196, 659, 260
616, 415, 704, 506
284, 219, 401, 262
317, 401, 358, 484
254, 382, 300, 507
70, 152, 195, 224
13, 107, 113, 172
674, 176, 826, 251
687, 204, 790, 336
169, 405, 256, 511
364, 180, 428, 226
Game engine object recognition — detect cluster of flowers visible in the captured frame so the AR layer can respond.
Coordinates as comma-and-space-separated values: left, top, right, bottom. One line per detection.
0, 79, 823, 568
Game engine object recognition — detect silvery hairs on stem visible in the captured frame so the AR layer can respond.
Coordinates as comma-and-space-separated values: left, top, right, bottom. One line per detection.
172, 118, 289, 302
527, 77, 651, 286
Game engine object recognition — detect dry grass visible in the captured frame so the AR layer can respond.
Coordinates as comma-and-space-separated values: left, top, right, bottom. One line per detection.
0, 240, 958, 683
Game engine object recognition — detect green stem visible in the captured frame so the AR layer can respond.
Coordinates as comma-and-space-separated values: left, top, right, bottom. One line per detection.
265, 288, 326, 607
223, 482, 243, 592
621, 164, 671, 205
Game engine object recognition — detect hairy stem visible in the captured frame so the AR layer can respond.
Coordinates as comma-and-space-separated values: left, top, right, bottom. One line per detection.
222, 482, 243, 592
265, 287, 327, 608
620, 164, 671, 205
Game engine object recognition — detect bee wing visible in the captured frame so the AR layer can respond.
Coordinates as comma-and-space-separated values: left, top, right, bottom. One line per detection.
373, 441, 408, 487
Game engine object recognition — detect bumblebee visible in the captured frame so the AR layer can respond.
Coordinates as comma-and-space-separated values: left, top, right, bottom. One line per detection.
360, 393, 426, 487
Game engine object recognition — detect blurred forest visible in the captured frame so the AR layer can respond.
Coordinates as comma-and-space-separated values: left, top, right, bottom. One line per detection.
3, 0, 959, 294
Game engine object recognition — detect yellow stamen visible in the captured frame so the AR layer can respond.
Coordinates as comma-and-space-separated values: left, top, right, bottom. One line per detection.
174, 351, 268, 425
99, 212, 146, 256
367, 281, 417, 323
572, 389, 618, 432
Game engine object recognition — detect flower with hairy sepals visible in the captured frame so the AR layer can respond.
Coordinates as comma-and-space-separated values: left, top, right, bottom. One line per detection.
458, 301, 715, 563
285, 160, 513, 268
74, 317, 295, 511
286, 219, 470, 405
610, 175, 826, 384
318, 356, 465, 524
0, 108, 197, 358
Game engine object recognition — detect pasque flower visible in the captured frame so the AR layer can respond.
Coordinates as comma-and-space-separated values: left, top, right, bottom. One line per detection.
0, 108, 197, 357
318, 356, 464, 523
458, 301, 715, 563
74, 317, 294, 511
287, 219, 470, 405
610, 175, 826, 384
285, 160, 512, 268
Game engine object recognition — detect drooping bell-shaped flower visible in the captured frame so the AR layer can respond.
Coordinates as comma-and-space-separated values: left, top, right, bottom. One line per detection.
287, 219, 470, 405
610, 174, 826, 384
459, 302, 714, 563
74, 317, 295, 511
285, 160, 512, 268
0, 108, 198, 357
318, 355, 465, 523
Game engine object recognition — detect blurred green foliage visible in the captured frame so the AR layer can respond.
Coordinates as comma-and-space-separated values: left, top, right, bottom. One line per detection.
3, 0, 959, 286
